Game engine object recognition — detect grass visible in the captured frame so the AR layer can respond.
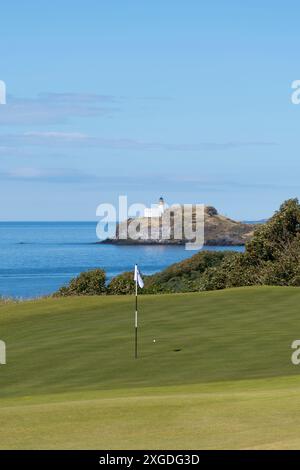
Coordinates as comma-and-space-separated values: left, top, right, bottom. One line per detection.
1, 286, 300, 448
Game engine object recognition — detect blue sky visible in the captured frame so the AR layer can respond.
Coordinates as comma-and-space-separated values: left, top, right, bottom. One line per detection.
1, 0, 300, 220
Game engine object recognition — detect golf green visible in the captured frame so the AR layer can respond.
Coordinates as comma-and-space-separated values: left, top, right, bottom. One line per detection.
0, 286, 300, 449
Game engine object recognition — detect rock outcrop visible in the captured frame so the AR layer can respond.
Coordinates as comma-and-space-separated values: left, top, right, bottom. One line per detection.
100, 205, 256, 246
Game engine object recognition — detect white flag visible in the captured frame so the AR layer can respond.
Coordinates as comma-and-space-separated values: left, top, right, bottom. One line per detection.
134, 264, 144, 288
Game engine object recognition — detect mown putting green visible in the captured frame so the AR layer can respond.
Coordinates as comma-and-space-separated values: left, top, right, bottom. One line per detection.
0, 287, 300, 449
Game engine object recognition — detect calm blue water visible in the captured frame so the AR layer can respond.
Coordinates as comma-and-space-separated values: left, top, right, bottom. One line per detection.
0, 222, 244, 299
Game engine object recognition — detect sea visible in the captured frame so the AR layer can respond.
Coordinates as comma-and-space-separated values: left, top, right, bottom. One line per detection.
0, 222, 244, 299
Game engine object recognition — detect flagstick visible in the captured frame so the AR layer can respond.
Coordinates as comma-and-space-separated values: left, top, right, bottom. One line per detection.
135, 276, 138, 359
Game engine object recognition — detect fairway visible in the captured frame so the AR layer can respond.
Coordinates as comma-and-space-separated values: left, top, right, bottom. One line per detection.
1, 287, 300, 449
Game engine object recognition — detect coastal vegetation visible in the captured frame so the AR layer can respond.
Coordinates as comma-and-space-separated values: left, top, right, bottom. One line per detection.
55, 199, 300, 296
55, 269, 106, 297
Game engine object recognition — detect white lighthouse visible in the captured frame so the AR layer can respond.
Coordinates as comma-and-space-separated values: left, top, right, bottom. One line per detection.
144, 197, 166, 218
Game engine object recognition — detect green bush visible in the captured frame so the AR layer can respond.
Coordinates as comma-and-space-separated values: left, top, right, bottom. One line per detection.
198, 252, 259, 291
55, 269, 106, 296
145, 251, 233, 293
198, 199, 300, 291
107, 271, 136, 295
246, 198, 300, 263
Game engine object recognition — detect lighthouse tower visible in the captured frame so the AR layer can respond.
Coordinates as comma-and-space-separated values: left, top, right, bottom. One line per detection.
158, 196, 165, 216
144, 197, 166, 218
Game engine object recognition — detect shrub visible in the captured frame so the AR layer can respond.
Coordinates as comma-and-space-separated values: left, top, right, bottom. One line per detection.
198, 252, 259, 291
145, 251, 233, 293
55, 269, 106, 296
198, 199, 300, 291
107, 271, 136, 295
246, 198, 300, 263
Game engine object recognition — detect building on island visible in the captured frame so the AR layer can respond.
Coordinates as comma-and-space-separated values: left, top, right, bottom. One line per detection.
144, 197, 166, 218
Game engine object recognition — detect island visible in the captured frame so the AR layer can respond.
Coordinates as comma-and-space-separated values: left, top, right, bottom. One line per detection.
100, 198, 256, 246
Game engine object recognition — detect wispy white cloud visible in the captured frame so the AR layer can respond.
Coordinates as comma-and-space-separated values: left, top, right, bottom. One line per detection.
0, 93, 118, 125
36, 93, 116, 104
0, 131, 277, 152
0, 168, 295, 195
0, 167, 96, 183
